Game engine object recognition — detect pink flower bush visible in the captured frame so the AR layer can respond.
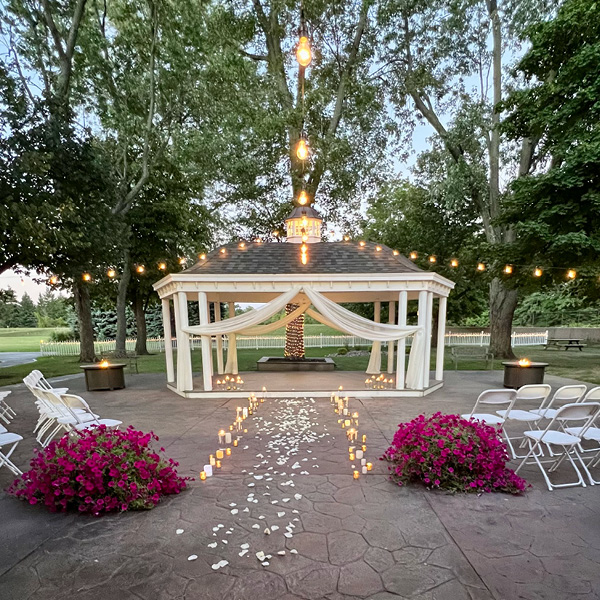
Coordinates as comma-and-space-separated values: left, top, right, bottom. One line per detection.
9, 425, 189, 514
382, 413, 527, 494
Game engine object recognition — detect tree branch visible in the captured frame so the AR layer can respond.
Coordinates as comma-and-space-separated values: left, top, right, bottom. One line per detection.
239, 48, 268, 61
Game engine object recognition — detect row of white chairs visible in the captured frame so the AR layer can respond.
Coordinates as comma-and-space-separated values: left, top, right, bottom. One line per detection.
0, 390, 24, 476
463, 385, 600, 490
23, 370, 122, 448
0, 390, 16, 424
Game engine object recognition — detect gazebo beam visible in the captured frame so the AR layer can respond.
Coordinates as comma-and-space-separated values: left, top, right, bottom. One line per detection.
387, 301, 395, 374
198, 292, 213, 391
417, 290, 428, 390
214, 301, 224, 375
174, 292, 193, 392
396, 291, 408, 389
161, 298, 174, 383
423, 292, 434, 389
436, 296, 447, 381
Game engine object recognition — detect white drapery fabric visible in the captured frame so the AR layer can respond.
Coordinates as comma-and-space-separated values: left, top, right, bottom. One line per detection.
184, 287, 424, 389
366, 302, 381, 375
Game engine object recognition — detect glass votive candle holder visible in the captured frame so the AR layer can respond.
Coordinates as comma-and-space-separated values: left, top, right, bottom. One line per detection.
226, 448, 232, 456
353, 470, 360, 480
349, 452, 355, 461
367, 462, 373, 471
200, 471, 207, 480
216, 460, 222, 469
216, 449, 224, 459
233, 439, 238, 447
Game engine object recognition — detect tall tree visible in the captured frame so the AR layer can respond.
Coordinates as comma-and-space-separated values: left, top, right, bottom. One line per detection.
375, 0, 556, 357
500, 0, 600, 294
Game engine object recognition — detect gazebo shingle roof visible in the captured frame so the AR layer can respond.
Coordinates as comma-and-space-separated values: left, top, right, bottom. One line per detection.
183, 241, 424, 275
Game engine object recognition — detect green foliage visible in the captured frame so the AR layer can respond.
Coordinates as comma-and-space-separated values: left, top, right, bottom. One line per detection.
49, 329, 78, 342
337, 347, 348, 355
17, 292, 37, 327
35, 291, 70, 327
0, 288, 19, 327
501, 0, 600, 291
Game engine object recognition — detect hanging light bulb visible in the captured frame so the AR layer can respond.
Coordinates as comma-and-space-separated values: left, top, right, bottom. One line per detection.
409, 251, 418, 260
393, 250, 399, 256
428, 255, 437, 263
504, 265, 513, 275
533, 267, 542, 277
567, 269, 576, 279
297, 190, 309, 206
359, 241, 366, 247
158, 262, 167, 271
450, 258, 459, 267
82, 273, 92, 282
136, 265, 145, 274
49, 275, 58, 285
107, 268, 116, 278
199, 254, 206, 260
296, 136, 309, 160
343, 235, 350, 242
477, 262, 486, 271
178, 257, 186, 265
296, 36, 312, 67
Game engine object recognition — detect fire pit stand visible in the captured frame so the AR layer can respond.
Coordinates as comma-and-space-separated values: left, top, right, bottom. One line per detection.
502, 361, 549, 389
81, 363, 126, 391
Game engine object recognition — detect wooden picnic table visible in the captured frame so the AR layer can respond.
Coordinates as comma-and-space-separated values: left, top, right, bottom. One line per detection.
544, 338, 587, 351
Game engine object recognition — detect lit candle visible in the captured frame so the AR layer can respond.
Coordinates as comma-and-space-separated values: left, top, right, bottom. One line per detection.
200, 471, 207, 481
367, 462, 373, 471
229, 425, 234, 431
233, 439, 238, 447
362, 444, 367, 452
355, 450, 363, 460
349, 452, 355, 461
243, 428, 247, 433
341, 422, 346, 429
225, 432, 232, 444
362, 435, 367, 443
353, 470, 360, 480
344, 419, 351, 427
226, 447, 232, 456
349, 446, 355, 453
216, 460, 221, 469
203, 464, 213, 477
209, 454, 216, 466
218, 430, 225, 444
352, 412, 359, 419
216, 449, 224, 459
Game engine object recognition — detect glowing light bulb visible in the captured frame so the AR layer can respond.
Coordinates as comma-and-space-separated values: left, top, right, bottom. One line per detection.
504, 265, 513, 275
158, 262, 167, 270
534, 267, 542, 277
296, 36, 312, 67
239, 242, 245, 248
409, 251, 418, 260
376, 246, 382, 252
450, 258, 459, 267
298, 190, 309, 206
296, 137, 309, 160
220, 248, 226, 254
107, 269, 116, 278
136, 265, 145, 274
343, 235, 350, 242
49, 275, 58, 285
199, 254, 206, 260
359, 241, 366, 247
477, 263, 486, 271
178, 257, 186, 265
567, 269, 576, 279
83, 273, 91, 282
428, 255, 437, 263
393, 250, 399, 256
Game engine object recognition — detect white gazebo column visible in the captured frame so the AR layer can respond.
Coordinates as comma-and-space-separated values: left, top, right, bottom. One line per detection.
435, 296, 448, 381
198, 292, 213, 391
175, 292, 193, 392
214, 301, 224, 375
396, 291, 408, 389
417, 290, 428, 390
422, 291, 433, 389
387, 301, 395, 374
161, 298, 175, 383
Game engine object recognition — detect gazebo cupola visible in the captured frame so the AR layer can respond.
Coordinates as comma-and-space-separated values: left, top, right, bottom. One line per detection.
285, 192, 323, 244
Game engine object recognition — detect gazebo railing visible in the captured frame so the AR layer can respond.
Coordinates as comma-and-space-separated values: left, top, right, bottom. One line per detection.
40, 330, 548, 356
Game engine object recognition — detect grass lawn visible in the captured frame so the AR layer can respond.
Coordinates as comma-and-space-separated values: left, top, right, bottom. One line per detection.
1, 344, 599, 387
0, 327, 69, 352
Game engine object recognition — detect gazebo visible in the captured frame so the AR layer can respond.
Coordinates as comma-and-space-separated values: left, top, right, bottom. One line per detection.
153, 205, 454, 399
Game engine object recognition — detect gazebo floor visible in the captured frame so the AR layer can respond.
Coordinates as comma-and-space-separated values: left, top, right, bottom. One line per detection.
168, 370, 443, 398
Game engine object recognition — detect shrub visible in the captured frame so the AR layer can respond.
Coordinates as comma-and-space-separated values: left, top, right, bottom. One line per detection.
382, 413, 527, 494
9, 426, 189, 515
337, 347, 348, 355
49, 329, 78, 342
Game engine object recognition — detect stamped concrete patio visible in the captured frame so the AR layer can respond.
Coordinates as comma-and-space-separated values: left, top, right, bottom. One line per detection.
1, 370, 599, 600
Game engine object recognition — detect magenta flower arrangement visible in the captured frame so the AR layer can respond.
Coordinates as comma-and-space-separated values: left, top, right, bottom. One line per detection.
9, 425, 189, 515
381, 413, 527, 494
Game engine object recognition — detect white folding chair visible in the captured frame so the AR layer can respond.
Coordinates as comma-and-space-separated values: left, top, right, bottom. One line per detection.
461, 389, 517, 426
496, 384, 550, 458
0, 430, 24, 476
515, 402, 600, 491
529, 385, 587, 419
29, 370, 69, 395
0, 391, 16, 424
57, 394, 122, 432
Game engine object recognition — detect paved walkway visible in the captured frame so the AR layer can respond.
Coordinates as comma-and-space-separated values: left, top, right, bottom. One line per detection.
0, 352, 41, 369
1, 372, 599, 599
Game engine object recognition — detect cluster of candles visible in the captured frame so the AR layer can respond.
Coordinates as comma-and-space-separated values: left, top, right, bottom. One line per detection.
199, 387, 267, 480
364, 374, 395, 389
330, 386, 373, 480
215, 375, 245, 390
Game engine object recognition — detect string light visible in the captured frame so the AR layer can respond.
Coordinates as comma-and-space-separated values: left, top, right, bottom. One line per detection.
504, 265, 513, 275
239, 242, 246, 248
49, 275, 58, 285
477, 263, 486, 271
272, 231, 279, 238
409, 251, 418, 260
376, 246, 382, 252
199, 254, 206, 260
136, 265, 145, 274
296, 136, 309, 160
300, 243, 308, 265
158, 262, 167, 270
82, 273, 91, 282
450, 258, 459, 267
359, 241, 366, 247
343, 235, 350, 241
297, 190, 309, 206
107, 269, 116, 278
534, 267, 542, 277
178, 257, 186, 265
393, 250, 399, 255
220, 248, 226, 254
428, 255, 437, 263
285, 303, 305, 358
567, 269, 577, 279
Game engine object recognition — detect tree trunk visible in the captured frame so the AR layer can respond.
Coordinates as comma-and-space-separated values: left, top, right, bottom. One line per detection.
74, 279, 95, 362
133, 293, 149, 355
115, 249, 131, 358
284, 303, 305, 359
489, 278, 518, 359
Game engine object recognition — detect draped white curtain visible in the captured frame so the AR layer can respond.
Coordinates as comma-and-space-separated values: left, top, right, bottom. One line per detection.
182, 287, 424, 389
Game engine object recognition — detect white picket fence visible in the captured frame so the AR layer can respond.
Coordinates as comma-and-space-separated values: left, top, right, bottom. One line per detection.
40, 331, 548, 356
